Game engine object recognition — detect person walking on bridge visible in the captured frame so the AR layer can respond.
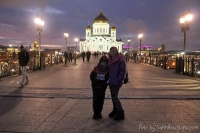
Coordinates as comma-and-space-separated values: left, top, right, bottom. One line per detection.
108, 46, 126, 120
69, 51, 73, 62
86, 50, 91, 62
81, 51, 86, 62
125, 52, 129, 62
18, 45, 30, 86
64, 51, 69, 65
133, 52, 137, 63
96, 51, 99, 58
73, 51, 77, 64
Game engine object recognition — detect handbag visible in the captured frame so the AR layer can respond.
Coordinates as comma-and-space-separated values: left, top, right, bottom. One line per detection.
124, 71, 129, 84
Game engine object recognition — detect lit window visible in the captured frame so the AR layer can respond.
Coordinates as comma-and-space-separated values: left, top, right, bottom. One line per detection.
99, 45, 103, 50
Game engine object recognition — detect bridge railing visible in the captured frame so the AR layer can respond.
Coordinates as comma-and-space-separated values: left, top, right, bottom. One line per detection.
0, 51, 64, 79
142, 55, 176, 70
175, 57, 200, 77
140, 53, 200, 77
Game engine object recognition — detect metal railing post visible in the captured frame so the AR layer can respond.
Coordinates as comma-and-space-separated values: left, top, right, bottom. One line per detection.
181, 57, 184, 74
0, 62, 2, 81
164, 56, 167, 70
156, 57, 158, 67
175, 57, 178, 73
51, 53, 52, 66
43, 53, 45, 68
191, 58, 194, 76
149, 55, 151, 65
33, 54, 35, 71
19, 63, 21, 75
186, 58, 188, 75
57, 54, 59, 64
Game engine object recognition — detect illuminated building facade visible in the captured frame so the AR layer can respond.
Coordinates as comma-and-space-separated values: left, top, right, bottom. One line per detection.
79, 11, 123, 52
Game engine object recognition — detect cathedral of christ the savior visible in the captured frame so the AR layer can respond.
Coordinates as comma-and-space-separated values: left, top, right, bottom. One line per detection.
79, 11, 123, 53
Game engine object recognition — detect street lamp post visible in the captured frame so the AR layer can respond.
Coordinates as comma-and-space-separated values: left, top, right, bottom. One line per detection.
179, 10, 193, 59
127, 38, 131, 52
64, 31, 69, 52
138, 33, 143, 56
34, 15, 44, 69
75, 38, 78, 50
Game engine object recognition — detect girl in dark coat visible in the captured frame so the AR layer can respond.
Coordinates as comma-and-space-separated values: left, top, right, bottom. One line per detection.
90, 56, 109, 119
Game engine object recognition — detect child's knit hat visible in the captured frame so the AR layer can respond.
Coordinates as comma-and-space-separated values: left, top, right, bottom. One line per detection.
99, 56, 108, 64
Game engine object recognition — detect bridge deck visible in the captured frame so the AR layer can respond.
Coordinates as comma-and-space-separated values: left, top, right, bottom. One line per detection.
0, 56, 200, 132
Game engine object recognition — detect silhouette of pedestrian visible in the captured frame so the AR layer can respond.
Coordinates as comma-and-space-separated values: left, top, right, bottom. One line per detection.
18, 45, 29, 86
133, 53, 137, 63
69, 51, 73, 62
96, 51, 99, 58
86, 50, 91, 62
73, 51, 77, 64
82, 51, 86, 62
125, 52, 129, 62
64, 51, 69, 65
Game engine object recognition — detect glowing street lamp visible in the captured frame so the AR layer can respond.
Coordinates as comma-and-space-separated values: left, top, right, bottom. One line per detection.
75, 38, 78, 50
64, 31, 69, 52
179, 10, 193, 59
34, 15, 44, 69
127, 38, 131, 52
138, 33, 143, 55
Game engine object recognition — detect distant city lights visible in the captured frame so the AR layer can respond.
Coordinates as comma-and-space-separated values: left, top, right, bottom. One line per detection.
137, 45, 152, 49
123, 45, 153, 49
122, 45, 132, 49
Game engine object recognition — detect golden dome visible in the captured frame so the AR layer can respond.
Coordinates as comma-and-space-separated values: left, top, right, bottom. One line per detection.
86, 24, 91, 30
93, 11, 109, 24
111, 25, 116, 30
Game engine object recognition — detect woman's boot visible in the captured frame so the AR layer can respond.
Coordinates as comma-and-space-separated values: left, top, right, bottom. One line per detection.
114, 110, 125, 120
108, 108, 118, 118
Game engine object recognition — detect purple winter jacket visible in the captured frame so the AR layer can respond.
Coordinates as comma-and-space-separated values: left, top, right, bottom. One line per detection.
109, 54, 126, 88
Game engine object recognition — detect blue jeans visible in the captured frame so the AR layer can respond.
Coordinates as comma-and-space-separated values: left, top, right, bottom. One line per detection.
134, 57, 137, 63
21, 66, 29, 84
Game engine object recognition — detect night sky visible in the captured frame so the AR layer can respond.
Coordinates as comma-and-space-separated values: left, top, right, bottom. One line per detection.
0, 0, 200, 52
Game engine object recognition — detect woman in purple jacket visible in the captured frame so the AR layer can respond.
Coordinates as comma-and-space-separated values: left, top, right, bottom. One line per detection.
108, 47, 126, 120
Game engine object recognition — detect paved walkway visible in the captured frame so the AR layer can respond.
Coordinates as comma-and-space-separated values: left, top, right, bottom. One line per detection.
0, 56, 200, 133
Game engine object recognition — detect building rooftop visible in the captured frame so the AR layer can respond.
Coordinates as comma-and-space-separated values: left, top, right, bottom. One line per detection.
93, 11, 109, 24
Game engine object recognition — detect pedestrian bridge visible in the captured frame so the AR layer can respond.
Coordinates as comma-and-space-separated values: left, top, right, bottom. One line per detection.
0, 56, 200, 99
1, 56, 200, 133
